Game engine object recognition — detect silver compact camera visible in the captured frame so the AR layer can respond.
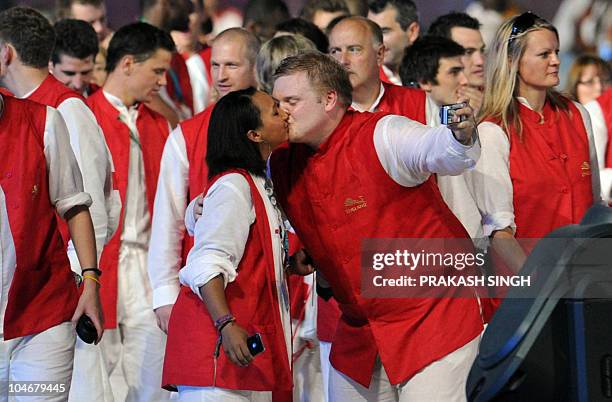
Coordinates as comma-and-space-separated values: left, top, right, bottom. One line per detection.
440, 102, 468, 125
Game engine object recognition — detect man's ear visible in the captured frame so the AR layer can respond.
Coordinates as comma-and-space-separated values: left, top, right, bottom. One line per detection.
406, 21, 420, 46
120, 54, 135, 75
247, 129, 264, 143
323, 90, 338, 112
0, 43, 15, 67
375, 44, 385, 66
48, 60, 54, 73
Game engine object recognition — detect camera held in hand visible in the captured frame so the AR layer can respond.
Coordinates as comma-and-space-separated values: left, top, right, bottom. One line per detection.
440, 102, 468, 125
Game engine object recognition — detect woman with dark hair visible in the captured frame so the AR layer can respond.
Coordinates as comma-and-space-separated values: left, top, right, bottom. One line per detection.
466, 13, 602, 276
162, 87, 295, 402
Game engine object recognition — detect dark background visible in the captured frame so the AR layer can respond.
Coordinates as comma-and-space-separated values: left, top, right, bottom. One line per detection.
11, 0, 563, 31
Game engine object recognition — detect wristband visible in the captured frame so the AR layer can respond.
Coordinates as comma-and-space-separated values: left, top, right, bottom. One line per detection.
82, 268, 102, 277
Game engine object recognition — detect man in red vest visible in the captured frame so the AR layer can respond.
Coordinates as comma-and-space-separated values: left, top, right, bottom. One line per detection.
271, 52, 484, 401
0, 8, 119, 400
86, 22, 173, 401
0, 92, 103, 399
321, 15, 429, 399
585, 88, 612, 202
0, 6, 117, 280
148, 27, 260, 334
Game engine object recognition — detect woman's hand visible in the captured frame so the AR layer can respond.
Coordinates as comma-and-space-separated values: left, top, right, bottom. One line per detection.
220, 323, 253, 367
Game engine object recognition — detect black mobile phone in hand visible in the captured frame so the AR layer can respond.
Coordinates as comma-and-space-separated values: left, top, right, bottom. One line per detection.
76, 315, 97, 344
246, 333, 265, 356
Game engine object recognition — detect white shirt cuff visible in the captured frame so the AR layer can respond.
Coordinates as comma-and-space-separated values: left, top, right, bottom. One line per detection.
152, 284, 181, 310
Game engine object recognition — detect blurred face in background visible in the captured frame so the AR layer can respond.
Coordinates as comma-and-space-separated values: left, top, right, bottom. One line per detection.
450, 26, 485, 88
576, 64, 610, 104
71, 3, 110, 42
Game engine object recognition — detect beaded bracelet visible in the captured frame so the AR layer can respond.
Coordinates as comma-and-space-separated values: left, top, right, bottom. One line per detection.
215, 314, 235, 332
217, 318, 235, 333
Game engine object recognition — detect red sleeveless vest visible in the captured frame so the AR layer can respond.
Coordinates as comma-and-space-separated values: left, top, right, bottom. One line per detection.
0, 95, 79, 339
508, 100, 593, 238
162, 170, 292, 392
319, 83, 428, 343
87, 90, 170, 328
270, 111, 483, 386
179, 105, 214, 264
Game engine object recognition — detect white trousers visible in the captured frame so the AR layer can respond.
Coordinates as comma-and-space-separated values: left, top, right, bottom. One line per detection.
177, 386, 272, 402
329, 335, 480, 402
293, 341, 324, 402
319, 341, 332, 402
69, 338, 114, 402
100, 244, 171, 402
0, 322, 75, 402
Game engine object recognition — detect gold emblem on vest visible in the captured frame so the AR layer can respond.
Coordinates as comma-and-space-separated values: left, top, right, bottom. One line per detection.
581, 161, 591, 177
31, 184, 38, 198
344, 196, 367, 214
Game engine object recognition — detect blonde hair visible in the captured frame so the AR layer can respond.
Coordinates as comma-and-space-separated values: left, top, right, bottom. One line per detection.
480, 14, 568, 139
256, 34, 317, 94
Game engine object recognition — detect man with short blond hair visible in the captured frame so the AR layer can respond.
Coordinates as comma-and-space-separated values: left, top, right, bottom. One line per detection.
271, 51, 483, 402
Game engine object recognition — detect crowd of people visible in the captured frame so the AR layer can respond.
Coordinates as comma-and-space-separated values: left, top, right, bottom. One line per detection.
0, 0, 610, 401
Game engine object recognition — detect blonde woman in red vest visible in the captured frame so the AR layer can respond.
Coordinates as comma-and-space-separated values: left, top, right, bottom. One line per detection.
163, 87, 301, 402
465, 13, 602, 277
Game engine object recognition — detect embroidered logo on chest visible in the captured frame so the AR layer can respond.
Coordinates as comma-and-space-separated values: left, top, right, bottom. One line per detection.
31, 184, 38, 199
344, 196, 367, 214
581, 161, 591, 177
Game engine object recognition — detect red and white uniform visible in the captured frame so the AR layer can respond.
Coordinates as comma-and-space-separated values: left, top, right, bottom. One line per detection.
163, 170, 292, 401
87, 89, 171, 401
271, 110, 484, 400
23, 74, 119, 402
0, 95, 91, 400
24, 74, 118, 274
466, 97, 601, 241
185, 47, 213, 114
379, 65, 401, 86
148, 106, 212, 312
585, 88, 612, 200
317, 82, 430, 399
